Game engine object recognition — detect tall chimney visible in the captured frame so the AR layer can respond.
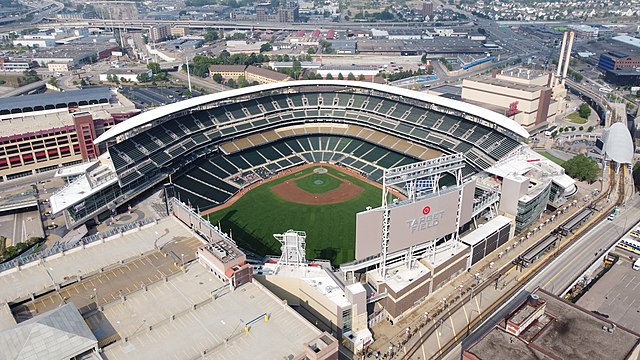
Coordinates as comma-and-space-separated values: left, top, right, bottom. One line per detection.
555, 31, 568, 86
562, 31, 575, 86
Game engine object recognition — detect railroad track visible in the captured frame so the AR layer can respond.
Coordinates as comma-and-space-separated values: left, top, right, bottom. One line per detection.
402, 162, 627, 360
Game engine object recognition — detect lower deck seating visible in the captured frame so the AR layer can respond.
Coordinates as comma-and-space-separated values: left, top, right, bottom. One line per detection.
172, 134, 420, 210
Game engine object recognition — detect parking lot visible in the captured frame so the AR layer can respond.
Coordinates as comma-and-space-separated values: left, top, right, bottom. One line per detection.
577, 256, 640, 333
11, 235, 201, 320
120, 86, 203, 109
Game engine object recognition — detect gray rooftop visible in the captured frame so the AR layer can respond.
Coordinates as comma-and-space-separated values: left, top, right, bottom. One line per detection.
465, 289, 640, 360
0, 303, 97, 360
0, 87, 113, 115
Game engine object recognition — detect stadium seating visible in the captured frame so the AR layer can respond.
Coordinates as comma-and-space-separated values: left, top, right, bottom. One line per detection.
109, 88, 523, 207
171, 134, 419, 210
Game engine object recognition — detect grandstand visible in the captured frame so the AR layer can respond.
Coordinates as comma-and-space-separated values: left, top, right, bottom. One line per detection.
52, 80, 528, 228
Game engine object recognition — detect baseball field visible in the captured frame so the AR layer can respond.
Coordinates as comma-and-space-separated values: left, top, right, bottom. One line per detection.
204, 165, 384, 265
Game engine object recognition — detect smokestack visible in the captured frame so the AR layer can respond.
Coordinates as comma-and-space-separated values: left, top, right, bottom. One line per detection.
555, 31, 568, 86
561, 31, 575, 86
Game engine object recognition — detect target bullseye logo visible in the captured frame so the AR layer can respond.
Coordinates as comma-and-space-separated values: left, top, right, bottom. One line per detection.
422, 206, 431, 215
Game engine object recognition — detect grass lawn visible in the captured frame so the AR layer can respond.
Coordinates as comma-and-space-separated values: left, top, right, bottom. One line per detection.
566, 111, 588, 124
206, 166, 383, 265
294, 172, 343, 194
537, 151, 565, 165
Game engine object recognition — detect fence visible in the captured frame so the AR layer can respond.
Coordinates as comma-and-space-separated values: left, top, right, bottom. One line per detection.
0, 217, 156, 273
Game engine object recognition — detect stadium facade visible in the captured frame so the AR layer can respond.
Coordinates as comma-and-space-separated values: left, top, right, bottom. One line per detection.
48, 80, 577, 335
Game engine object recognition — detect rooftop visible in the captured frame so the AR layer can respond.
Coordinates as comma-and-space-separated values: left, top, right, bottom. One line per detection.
102, 269, 327, 360
0, 87, 114, 115
612, 35, 640, 50
261, 263, 351, 308
94, 80, 530, 145
465, 289, 640, 360
464, 76, 548, 92
0, 303, 97, 360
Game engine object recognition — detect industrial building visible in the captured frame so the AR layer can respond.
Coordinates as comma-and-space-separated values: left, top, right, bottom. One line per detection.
462, 70, 557, 132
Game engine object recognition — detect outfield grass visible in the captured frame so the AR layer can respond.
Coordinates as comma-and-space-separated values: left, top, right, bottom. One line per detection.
537, 151, 565, 165
294, 172, 343, 194
566, 111, 588, 124
206, 166, 383, 265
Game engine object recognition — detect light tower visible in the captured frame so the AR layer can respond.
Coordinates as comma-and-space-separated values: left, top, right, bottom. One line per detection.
274, 230, 307, 270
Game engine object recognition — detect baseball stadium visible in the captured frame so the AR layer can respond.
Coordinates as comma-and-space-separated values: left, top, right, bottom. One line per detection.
48, 80, 578, 330
54, 81, 521, 259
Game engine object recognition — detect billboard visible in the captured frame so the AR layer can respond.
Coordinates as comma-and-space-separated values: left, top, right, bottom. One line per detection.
354, 181, 476, 260
387, 190, 460, 254
355, 209, 384, 260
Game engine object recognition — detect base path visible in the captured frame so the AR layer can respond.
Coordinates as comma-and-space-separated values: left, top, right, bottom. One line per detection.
271, 172, 363, 205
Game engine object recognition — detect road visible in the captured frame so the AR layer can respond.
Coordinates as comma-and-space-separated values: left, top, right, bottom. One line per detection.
169, 71, 229, 93
395, 171, 636, 359
0, 80, 45, 98
462, 194, 640, 354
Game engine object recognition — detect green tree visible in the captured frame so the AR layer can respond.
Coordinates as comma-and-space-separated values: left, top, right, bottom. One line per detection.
226, 78, 237, 88
421, 54, 428, 64
212, 73, 223, 83
47, 77, 57, 87
358, 74, 366, 81
325, 73, 334, 80
562, 154, 600, 183
633, 162, 640, 192
337, 73, 344, 80
578, 103, 591, 119
204, 29, 220, 42
237, 75, 249, 88
579, 126, 584, 131
183, 89, 192, 97
587, 126, 594, 132
81, 79, 88, 86
307, 47, 316, 54
347, 72, 356, 80
137, 72, 151, 82
260, 42, 273, 53
147, 62, 161, 74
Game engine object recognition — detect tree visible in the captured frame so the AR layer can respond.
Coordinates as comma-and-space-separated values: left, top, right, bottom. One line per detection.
347, 72, 356, 80
212, 73, 223, 83
260, 42, 273, 53
183, 89, 192, 97
588, 126, 594, 132
147, 62, 161, 74
307, 47, 316, 54
337, 73, 344, 80
204, 29, 220, 42
325, 73, 334, 80
633, 162, 640, 192
579, 126, 584, 131
562, 154, 600, 183
237, 75, 249, 88
47, 77, 57, 87
421, 54, 428, 64
358, 74, 366, 81
137, 72, 151, 82
578, 103, 591, 119
81, 79, 88, 86
226, 78, 237, 88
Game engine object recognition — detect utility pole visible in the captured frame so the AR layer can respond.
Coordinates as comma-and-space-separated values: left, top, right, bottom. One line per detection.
185, 53, 192, 93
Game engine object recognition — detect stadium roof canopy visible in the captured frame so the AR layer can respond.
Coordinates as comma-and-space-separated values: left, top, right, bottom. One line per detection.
602, 122, 634, 164
0, 87, 113, 115
95, 80, 529, 144
0, 303, 98, 359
